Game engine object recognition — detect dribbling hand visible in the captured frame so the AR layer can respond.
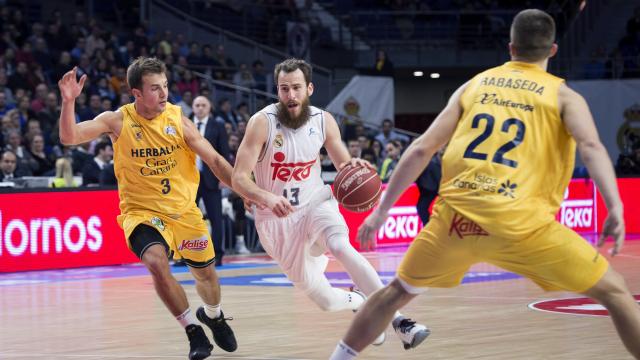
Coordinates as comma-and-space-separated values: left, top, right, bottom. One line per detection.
58, 67, 87, 102
339, 157, 375, 171
357, 208, 386, 251
597, 208, 625, 256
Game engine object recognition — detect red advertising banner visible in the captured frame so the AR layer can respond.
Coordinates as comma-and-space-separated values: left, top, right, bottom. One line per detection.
0, 190, 137, 272
557, 179, 598, 234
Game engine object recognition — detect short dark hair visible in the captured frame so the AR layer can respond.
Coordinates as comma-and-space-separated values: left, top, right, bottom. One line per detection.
274, 58, 312, 85
510, 9, 556, 62
94, 141, 112, 156
126, 57, 167, 91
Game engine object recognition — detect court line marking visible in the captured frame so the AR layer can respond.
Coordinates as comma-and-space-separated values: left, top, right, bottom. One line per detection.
0, 353, 310, 360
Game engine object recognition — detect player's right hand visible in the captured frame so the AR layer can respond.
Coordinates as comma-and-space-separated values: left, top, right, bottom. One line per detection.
598, 207, 625, 256
266, 194, 294, 218
357, 208, 386, 251
58, 67, 87, 102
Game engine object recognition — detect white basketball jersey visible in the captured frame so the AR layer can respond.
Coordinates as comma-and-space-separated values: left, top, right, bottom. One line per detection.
253, 103, 327, 220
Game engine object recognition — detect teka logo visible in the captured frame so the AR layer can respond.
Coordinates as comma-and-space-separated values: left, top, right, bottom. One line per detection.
377, 206, 421, 240
529, 295, 640, 317
271, 151, 316, 182
178, 237, 208, 251
0, 211, 103, 257
558, 183, 596, 231
449, 213, 489, 238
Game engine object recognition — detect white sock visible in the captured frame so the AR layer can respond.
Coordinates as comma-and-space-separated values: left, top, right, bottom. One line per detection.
204, 303, 222, 319
329, 340, 358, 360
176, 308, 198, 328
393, 311, 402, 320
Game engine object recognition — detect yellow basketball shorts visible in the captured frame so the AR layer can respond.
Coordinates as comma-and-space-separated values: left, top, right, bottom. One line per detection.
397, 199, 609, 293
118, 205, 215, 267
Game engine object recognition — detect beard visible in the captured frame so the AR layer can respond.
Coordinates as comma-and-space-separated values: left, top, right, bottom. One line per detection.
277, 97, 311, 129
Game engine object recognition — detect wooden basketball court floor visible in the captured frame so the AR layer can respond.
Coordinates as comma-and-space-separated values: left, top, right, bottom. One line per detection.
1, 237, 639, 360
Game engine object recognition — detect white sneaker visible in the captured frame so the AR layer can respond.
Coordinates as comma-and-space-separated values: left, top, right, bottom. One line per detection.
235, 244, 250, 254
392, 316, 430, 350
349, 287, 386, 346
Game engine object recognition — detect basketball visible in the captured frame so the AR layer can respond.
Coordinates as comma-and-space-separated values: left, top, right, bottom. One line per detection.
332, 164, 382, 212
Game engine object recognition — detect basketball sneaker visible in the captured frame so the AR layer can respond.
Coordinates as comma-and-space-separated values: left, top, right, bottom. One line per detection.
185, 324, 213, 360
196, 307, 238, 352
392, 316, 431, 350
349, 287, 386, 346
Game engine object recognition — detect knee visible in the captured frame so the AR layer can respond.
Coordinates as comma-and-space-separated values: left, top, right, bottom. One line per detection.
384, 279, 415, 305
587, 268, 630, 304
325, 232, 350, 258
142, 252, 171, 280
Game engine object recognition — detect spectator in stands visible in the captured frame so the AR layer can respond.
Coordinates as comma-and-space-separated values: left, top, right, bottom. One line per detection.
347, 139, 362, 158
37, 92, 60, 134
27, 133, 55, 176
50, 157, 77, 188
3, 129, 31, 176
616, 142, 640, 176
99, 162, 117, 186
0, 92, 14, 118
30, 83, 49, 113
9, 61, 36, 92
177, 90, 193, 118
16, 96, 35, 127
52, 52, 73, 84
361, 148, 378, 172
235, 102, 250, 122
101, 97, 113, 112
233, 63, 255, 89
213, 44, 235, 80
252, 60, 267, 92
379, 140, 401, 182
96, 77, 116, 102
71, 141, 93, 175
373, 49, 393, 77
191, 95, 229, 266
0, 149, 22, 181
214, 98, 239, 129
81, 141, 113, 186
374, 118, 410, 147
0, 70, 14, 105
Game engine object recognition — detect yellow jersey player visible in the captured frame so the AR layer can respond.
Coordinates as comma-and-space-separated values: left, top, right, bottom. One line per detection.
331, 9, 640, 360
58, 57, 240, 360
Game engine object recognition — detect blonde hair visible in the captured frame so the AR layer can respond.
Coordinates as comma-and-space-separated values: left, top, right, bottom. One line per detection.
55, 158, 74, 187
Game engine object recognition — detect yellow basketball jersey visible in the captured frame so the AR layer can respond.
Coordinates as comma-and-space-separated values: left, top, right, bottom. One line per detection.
114, 103, 199, 218
440, 61, 574, 239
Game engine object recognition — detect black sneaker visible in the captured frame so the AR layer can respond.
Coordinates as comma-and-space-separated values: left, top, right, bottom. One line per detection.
185, 324, 213, 360
196, 307, 238, 352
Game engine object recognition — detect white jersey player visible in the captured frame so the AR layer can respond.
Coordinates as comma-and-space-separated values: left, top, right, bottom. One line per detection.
231, 58, 430, 349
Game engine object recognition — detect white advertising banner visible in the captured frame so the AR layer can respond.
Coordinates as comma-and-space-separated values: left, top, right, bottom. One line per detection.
326, 75, 394, 127
568, 79, 640, 162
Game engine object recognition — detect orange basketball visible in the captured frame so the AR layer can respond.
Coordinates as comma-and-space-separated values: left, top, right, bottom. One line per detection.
332, 164, 382, 212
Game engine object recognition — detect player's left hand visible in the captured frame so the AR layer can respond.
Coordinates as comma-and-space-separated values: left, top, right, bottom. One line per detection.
339, 157, 375, 171
243, 197, 266, 212
598, 207, 625, 256
357, 208, 387, 251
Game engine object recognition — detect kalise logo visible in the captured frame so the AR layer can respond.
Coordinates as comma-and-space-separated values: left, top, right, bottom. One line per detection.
449, 213, 489, 238
271, 151, 316, 182
178, 237, 208, 251
0, 211, 103, 257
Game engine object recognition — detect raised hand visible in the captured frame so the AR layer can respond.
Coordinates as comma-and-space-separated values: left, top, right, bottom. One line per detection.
58, 67, 87, 102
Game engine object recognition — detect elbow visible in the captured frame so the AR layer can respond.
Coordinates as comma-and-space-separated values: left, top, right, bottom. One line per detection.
231, 171, 240, 190
578, 139, 605, 161
59, 134, 76, 146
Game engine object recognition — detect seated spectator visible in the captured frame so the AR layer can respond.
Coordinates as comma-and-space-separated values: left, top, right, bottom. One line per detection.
0, 70, 15, 106
373, 49, 394, 77
16, 96, 36, 128
4, 129, 33, 176
0, 150, 26, 181
99, 162, 117, 186
361, 148, 378, 172
379, 140, 402, 182
82, 141, 113, 186
27, 134, 55, 176
214, 98, 239, 129
50, 158, 78, 188
71, 142, 94, 175
347, 139, 362, 158
176, 90, 193, 118
252, 60, 267, 92
0, 92, 15, 118
375, 118, 410, 147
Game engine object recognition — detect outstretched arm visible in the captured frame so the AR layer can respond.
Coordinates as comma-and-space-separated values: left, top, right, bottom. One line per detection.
58, 67, 119, 145
357, 81, 468, 250
561, 84, 625, 255
182, 116, 233, 188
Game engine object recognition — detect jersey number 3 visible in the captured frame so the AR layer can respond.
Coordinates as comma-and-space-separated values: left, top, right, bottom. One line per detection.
161, 178, 171, 194
463, 113, 525, 168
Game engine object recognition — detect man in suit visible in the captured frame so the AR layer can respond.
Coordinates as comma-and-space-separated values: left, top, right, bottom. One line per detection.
192, 95, 230, 266
415, 148, 442, 225
82, 141, 113, 186
0, 150, 22, 182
